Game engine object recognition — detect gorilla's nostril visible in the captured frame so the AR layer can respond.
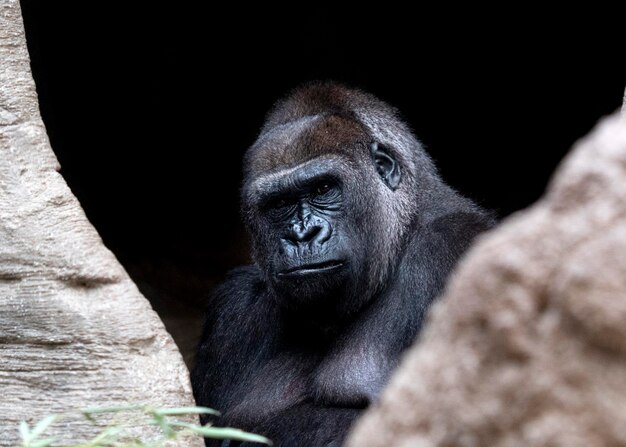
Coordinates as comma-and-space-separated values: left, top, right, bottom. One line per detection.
305, 225, 322, 241
287, 220, 326, 244
295, 225, 319, 243
313, 223, 331, 245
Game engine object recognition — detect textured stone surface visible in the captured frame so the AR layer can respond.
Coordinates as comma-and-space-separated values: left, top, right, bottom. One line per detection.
347, 112, 626, 447
0, 1, 200, 445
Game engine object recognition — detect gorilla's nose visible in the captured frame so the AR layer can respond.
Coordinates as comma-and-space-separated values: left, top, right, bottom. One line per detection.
284, 218, 331, 246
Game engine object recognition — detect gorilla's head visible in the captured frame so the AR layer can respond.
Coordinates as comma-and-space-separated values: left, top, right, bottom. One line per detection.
241, 82, 442, 316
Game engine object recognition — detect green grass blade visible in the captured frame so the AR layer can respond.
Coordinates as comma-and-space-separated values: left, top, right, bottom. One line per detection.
19, 421, 30, 442
205, 427, 272, 445
90, 426, 123, 443
169, 422, 271, 444
30, 415, 57, 439
154, 407, 221, 416
201, 427, 272, 444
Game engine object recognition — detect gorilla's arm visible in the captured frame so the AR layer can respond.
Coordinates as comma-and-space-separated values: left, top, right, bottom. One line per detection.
193, 269, 366, 447
192, 266, 277, 426
400, 209, 496, 331
242, 404, 360, 447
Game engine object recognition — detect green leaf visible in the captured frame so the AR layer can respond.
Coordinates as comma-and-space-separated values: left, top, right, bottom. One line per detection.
154, 407, 221, 416
151, 413, 175, 439
90, 426, 123, 443
200, 427, 272, 444
30, 415, 58, 439
168, 422, 272, 444
81, 412, 96, 423
19, 421, 30, 441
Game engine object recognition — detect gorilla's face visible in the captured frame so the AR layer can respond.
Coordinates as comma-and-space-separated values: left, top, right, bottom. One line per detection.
249, 156, 358, 307
242, 116, 402, 311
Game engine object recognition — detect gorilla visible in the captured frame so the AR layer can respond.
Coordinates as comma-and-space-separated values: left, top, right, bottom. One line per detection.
192, 82, 495, 446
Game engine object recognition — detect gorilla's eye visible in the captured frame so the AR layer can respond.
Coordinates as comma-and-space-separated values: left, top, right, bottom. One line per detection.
315, 183, 332, 196
273, 199, 287, 208
264, 197, 295, 220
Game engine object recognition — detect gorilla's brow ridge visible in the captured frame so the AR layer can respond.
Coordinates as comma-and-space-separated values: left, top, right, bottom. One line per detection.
249, 154, 346, 199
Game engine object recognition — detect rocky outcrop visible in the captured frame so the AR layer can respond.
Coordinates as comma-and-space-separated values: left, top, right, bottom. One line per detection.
347, 111, 626, 447
0, 1, 200, 445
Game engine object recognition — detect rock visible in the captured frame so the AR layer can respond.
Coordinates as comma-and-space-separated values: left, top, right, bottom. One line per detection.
0, 1, 201, 445
346, 112, 626, 447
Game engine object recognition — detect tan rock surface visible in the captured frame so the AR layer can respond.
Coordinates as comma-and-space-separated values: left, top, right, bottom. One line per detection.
347, 112, 626, 447
0, 1, 200, 445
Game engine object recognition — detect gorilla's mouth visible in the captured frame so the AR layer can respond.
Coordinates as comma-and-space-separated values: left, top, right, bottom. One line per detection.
278, 260, 345, 278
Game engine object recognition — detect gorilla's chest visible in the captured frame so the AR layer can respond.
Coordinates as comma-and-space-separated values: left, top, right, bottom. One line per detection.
311, 351, 387, 408
237, 345, 387, 416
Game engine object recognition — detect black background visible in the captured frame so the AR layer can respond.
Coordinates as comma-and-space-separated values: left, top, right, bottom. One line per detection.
19, 2, 626, 361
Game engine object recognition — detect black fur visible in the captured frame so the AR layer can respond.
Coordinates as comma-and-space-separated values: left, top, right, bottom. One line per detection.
192, 82, 495, 446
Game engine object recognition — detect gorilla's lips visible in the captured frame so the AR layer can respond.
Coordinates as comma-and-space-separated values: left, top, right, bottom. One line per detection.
278, 260, 345, 278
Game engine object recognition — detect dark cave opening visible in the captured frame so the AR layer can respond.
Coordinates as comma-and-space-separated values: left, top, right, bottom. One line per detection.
19, 1, 626, 364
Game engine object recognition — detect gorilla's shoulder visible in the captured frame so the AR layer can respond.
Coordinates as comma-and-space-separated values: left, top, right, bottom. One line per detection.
208, 264, 267, 311
431, 209, 497, 237
426, 209, 496, 259
222, 264, 264, 286
198, 265, 271, 345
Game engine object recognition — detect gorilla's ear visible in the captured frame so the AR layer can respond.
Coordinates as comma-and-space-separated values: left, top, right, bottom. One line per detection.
371, 142, 401, 191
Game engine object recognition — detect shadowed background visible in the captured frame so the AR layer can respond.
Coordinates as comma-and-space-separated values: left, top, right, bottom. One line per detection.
19, 1, 626, 363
